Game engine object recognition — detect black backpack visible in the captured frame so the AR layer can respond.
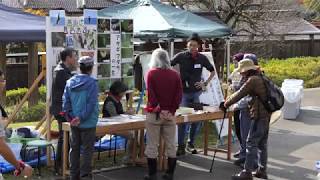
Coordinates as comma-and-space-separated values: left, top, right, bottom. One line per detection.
258, 75, 285, 113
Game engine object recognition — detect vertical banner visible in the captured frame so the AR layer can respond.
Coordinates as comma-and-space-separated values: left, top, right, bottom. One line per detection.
110, 33, 121, 78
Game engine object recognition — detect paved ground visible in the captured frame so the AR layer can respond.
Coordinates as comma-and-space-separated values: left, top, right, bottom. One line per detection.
88, 88, 320, 180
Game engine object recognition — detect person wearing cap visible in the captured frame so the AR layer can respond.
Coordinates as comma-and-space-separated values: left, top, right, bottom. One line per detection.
171, 33, 215, 156
63, 56, 99, 180
102, 80, 135, 165
220, 59, 271, 180
50, 48, 77, 173
227, 53, 244, 159
243, 53, 258, 65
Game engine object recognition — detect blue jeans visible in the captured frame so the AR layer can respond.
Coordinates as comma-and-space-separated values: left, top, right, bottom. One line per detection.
239, 108, 251, 160
244, 117, 270, 171
177, 92, 202, 146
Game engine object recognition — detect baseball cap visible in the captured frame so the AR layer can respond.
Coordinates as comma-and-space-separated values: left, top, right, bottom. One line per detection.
78, 56, 94, 66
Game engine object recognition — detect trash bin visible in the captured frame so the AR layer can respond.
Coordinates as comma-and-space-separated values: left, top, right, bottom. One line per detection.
281, 79, 304, 119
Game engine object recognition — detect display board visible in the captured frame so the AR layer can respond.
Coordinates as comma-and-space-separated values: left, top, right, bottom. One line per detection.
46, 10, 134, 99
199, 52, 229, 138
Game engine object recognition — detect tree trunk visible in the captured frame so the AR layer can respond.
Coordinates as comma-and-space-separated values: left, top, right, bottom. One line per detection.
28, 43, 39, 107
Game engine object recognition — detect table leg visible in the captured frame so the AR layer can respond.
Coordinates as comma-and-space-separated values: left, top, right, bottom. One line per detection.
62, 130, 69, 178
132, 131, 138, 163
227, 115, 232, 160
139, 129, 145, 158
203, 121, 209, 156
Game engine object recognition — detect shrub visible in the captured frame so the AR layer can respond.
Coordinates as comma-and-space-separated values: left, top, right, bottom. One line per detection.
15, 102, 46, 122
228, 57, 320, 88
260, 57, 320, 88
6, 86, 46, 106
6, 88, 28, 106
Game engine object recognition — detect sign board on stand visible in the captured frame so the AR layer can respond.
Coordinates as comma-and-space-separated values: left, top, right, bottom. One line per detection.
199, 52, 229, 138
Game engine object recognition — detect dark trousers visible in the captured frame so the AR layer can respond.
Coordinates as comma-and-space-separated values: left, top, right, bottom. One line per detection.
69, 127, 96, 180
239, 108, 252, 160
54, 114, 66, 169
244, 117, 270, 171
233, 110, 242, 145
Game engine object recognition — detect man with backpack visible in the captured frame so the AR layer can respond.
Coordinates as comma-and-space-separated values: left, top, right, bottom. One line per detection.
220, 59, 273, 180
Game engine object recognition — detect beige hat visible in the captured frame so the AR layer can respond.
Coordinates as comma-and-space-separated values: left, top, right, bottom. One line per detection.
235, 59, 259, 73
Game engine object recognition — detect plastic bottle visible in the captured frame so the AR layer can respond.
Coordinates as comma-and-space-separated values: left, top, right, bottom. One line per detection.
10, 129, 20, 143
11, 129, 18, 138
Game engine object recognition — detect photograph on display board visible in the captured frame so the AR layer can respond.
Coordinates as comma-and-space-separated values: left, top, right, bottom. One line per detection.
50, 10, 65, 26
80, 51, 95, 58
72, 29, 97, 50
66, 35, 74, 47
121, 19, 133, 33
121, 48, 133, 61
98, 79, 111, 93
52, 48, 65, 65
98, 34, 111, 48
122, 63, 133, 77
98, 19, 110, 33
98, 49, 110, 63
84, 28, 97, 50
121, 34, 133, 48
98, 64, 111, 78
122, 77, 134, 90
65, 18, 84, 34
111, 19, 120, 33
84, 9, 97, 25
52, 32, 66, 47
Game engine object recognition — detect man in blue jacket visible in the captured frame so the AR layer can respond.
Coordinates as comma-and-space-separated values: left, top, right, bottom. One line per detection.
63, 56, 99, 180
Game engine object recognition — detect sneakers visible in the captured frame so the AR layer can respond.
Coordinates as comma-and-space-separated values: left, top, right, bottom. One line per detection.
252, 169, 268, 179
176, 144, 186, 156
186, 143, 198, 154
233, 150, 241, 159
231, 170, 253, 180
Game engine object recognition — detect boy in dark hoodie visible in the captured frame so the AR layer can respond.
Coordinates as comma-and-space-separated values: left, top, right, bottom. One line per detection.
63, 56, 99, 180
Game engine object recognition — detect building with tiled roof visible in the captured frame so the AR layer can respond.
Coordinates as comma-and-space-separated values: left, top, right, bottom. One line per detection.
24, 0, 121, 13
0, 0, 121, 13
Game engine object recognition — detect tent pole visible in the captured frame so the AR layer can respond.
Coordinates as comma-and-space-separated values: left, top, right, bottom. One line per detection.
170, 40, 174, 59
226, 38, 231, 78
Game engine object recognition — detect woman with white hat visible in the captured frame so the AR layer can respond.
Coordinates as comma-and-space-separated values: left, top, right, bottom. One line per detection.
221, 59, 271, 180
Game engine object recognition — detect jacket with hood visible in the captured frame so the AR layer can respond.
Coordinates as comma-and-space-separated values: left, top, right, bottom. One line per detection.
62, 74, 99, 129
